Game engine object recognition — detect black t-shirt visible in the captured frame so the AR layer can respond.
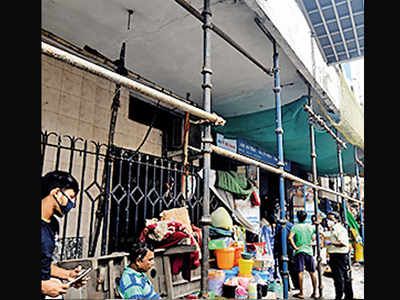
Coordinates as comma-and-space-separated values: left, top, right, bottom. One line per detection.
41, 217, 59, 280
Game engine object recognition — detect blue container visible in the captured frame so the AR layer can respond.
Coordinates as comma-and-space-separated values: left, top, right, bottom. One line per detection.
252, 270, 270, 283
224, 266, 239, 279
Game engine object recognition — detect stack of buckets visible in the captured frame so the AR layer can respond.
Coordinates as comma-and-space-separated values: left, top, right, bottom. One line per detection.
213, 245, 269, 299
215, 246, 255, 278
238, 254, 254, 278
215, 244, 244, 270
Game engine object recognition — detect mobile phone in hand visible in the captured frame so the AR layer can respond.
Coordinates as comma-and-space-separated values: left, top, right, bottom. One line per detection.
67, 267, 92, 287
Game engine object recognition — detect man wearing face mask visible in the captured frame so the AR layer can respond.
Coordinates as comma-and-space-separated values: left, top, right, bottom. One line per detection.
41, 170, 86, 298
325, 211, 353, 300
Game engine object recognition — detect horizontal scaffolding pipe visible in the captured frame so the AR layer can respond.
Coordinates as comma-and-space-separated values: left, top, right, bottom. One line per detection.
210, 145, 362, 204
174, 0, 273, 77
355, 157, 364, 168
41, 42, 226, 126
303, 104, 347, 149
42, 29, 196, 107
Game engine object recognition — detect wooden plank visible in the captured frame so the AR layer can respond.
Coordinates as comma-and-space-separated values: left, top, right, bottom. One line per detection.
163, 245, 196, 255
162, 255, 174, 299
171, 278, 201, 298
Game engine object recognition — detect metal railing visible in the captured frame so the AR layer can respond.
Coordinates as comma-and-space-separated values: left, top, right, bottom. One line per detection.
41, 130, 211, 259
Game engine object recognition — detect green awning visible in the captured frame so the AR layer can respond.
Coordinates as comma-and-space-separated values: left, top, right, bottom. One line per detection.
214, 96, 360, 175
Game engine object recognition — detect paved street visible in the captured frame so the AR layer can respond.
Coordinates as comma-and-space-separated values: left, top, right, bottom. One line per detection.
286, 263, 364, 299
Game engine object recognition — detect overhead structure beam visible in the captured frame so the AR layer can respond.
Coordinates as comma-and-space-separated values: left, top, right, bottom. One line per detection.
346, 0, 362, 56
41, 42, 226, 127
303, 104, 347, 149
314, 0, 339, 63
174, 0, 273, 77
330, 0, 350, 59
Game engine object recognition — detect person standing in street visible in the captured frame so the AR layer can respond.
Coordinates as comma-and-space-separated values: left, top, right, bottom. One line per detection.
288, 210, 318, 299
325, 211, 353, 300
41, 170, 87, 298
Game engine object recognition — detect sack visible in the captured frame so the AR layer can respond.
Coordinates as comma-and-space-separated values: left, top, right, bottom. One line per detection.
160, 207, 193, 234
211, 207, 233, 230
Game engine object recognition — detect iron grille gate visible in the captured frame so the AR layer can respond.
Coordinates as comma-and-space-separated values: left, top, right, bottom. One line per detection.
108, 146, 204, 253
41, 130, 218, 260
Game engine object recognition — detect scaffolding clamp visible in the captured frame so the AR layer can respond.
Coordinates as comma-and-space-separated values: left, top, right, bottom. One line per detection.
201, 83, 213, 90
281, 255, 290, 262
278, 218, 287, 226
272, 86, 281, 93
200, 215, 212, 226
201, 67, 213, 75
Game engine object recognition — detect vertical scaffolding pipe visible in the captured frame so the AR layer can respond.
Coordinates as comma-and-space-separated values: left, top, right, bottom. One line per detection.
336, 136, 353, 277
354, 146, 364, 242
200, 0, 212, 297
272, 40, 289, 299
306, 86, 324, 297
336, 138, 348, 228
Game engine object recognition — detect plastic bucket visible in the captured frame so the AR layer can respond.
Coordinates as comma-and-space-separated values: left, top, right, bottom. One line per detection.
238, 258, 254, 275
224, 267, 239, 279
215, 247, 235, 269
237, 273, 253, 279
257, 283, 269, 299
354, 243, 364, 263
223, 284, 237, 299
208, 269, 225, 297
252, 270, 270, 283
234, 246, 245, 266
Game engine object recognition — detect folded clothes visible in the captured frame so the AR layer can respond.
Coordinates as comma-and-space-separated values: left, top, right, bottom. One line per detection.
209, 225, 233, 238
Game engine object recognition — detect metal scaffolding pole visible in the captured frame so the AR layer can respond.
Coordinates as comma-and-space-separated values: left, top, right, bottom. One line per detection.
336, 134, 354, 284
306, 85, 323, 298
200, 0, 212, 297
41, 41, 226, 127
272, 40, 289, 299
174, 0, 273, 77
354, 146, 364, 242
336, 137, 348, 227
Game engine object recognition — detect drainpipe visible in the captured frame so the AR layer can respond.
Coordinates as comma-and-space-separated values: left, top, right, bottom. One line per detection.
272, 40, 289, 299
200, 0, 213, 297
354, 146, 364, 242
306, 85, 324, 298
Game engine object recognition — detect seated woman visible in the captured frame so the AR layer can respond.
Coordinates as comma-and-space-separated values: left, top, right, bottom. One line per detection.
119, 242, 160, 299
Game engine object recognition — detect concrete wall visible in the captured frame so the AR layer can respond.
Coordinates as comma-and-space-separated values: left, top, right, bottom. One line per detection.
41, 53, 163, 257
41, 53, 163, 155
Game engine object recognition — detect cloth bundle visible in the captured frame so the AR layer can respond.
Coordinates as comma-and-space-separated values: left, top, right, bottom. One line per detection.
140, 213, 202, 280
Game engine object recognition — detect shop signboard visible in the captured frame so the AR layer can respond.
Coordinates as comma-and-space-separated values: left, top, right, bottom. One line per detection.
216, 133, 237, 153
237, 138, 291, 171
